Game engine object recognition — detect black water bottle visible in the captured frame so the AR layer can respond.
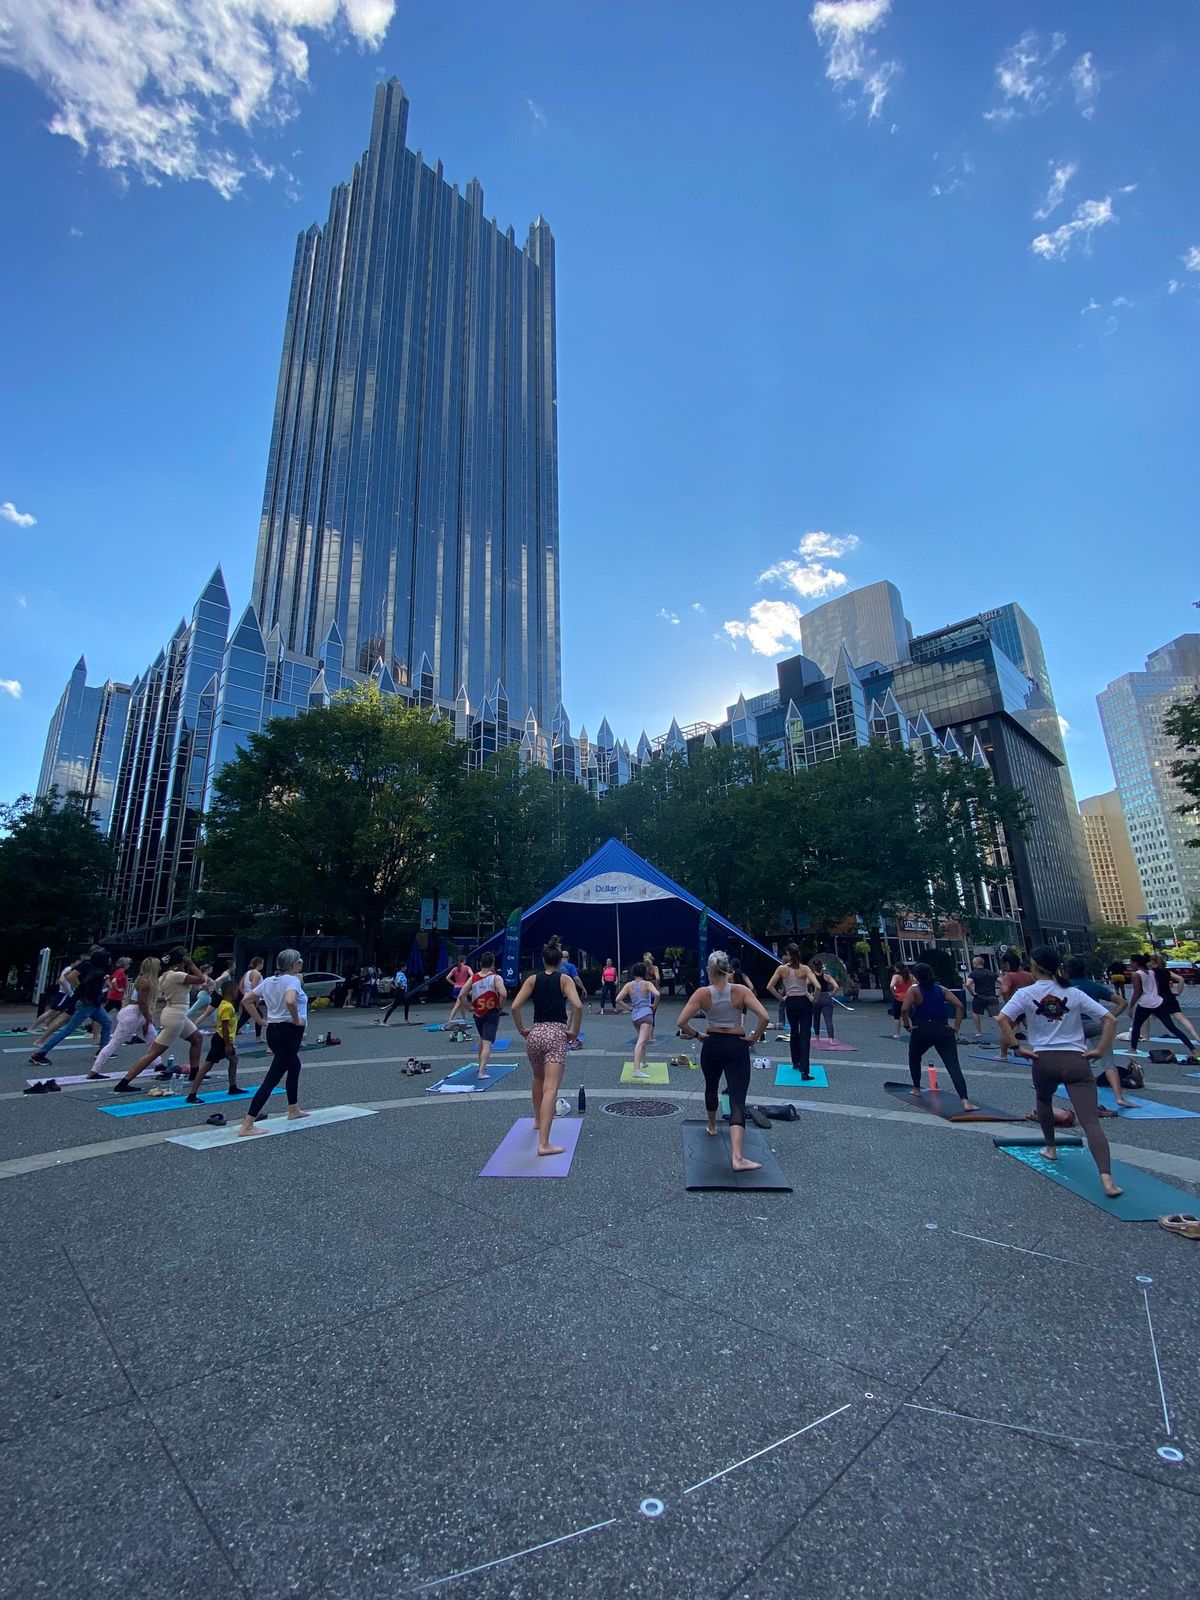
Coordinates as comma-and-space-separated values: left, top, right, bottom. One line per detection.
577, 1085, 586, 1114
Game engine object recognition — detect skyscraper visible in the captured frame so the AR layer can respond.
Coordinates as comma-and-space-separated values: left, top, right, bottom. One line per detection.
798, 580, 911, 676
37, 659, 131, 833
252, 79, 561, 722
1098, 635, 1200, 925
1079, 792, 1145, 926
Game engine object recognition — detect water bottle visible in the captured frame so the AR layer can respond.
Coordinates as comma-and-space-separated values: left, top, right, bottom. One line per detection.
577, 1085, 586, 1114
166, 1053, 176, 1074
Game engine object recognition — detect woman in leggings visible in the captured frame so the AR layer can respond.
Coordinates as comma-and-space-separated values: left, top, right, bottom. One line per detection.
809, 961, 840, 1041
511, 939, 584, 1157
766, 944, 818, 1081
678, 952, 770, 1172
89, 957, 160, 1079
1130, 954, 1199, 1062
900, 963, 977, 1111
237, 950, 310, 1136
999, 946, 1121, 1198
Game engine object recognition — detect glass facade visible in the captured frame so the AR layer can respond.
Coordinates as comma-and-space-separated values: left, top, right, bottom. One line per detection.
252, 80, 560, 725
37, 657, 132, 833
797, 581, 912, 678
1079, 791, 1145, 926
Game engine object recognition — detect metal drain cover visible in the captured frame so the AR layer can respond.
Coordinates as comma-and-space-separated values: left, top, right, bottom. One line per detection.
602, 1098, 680, 1118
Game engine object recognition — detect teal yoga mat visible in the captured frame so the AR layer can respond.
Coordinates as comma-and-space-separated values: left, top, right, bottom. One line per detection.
994, 1140, 1200, 1220
774, 1062, 829, 1088
1055, 1086, 1200, 1120
100, 1087, 284, 1117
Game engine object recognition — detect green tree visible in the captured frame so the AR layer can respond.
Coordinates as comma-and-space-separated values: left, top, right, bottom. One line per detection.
1090, 921, 1147, 962
1164, 692, 1200, 846
0, 790, 114, 971
202, 686, 464, 959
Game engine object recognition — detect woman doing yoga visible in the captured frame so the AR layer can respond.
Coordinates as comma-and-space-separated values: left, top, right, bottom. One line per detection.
998, 945, 1121, 1198
810, 960, 840, 1041
510, 939, 584, 1156
766, 944, 818, 1081
678, 952, 770, 1172
900, 963, 976, 1111
615, 961, 659, 1077
237, 950, 310, 1136
1129, 954, 1199, 1062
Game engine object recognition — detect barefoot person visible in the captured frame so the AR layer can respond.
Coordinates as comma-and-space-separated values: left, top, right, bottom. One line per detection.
677, 952, 770, 1172
466, 953, 507, 1080
510, 939, 583, 1156
186, 979, 246, 1101
886, 964, 912, 1041
237, 956, 266, 1039
112, 950, 206, 1092
237, 950, 310, 1136
998, 945, 1121, 1198
615, 961, 659, 1077
766, 944, 818, 1082
900, 963, 977, 1112
1147, 954, 1200, 1063
88, 957, 160, 1079
809, 960, 840, 1041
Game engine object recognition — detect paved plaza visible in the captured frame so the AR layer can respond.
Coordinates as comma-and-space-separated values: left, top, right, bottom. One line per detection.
2, 993, 1198, 1598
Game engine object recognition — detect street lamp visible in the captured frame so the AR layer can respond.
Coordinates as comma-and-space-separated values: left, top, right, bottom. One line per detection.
1137, 913, 1158, 951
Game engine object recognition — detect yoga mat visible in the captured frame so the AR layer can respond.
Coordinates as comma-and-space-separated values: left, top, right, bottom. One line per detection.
883, 1080, 1025, 1123
812, 1039, 854, 1051
5, 1041, 94, 1054
775, 1062, 829, 1088
621, 1059, 670, 1084
26, 1072, 123, 1087
970, 1053, 1023, 1064
1118, 1032, 1191, 1046
681, 1122, 792, 1192
472, 1037, 512, 1051
427, 1061, 519, 1093
101, 1087, 283, 1118
166, 1104, 376, 1149
1055, 1086, 1200, 1121
994, 1140, 1200, 1221
479, 1117, 581, 1178
424, 1024, 448, 1032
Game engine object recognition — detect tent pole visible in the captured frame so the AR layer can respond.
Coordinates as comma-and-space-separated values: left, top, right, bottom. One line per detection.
616, 901, 622, 979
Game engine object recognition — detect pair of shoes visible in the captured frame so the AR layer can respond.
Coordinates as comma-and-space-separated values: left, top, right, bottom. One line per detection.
24, 1081, 48, 1094
774, 1033, 788, 1043
206, 1112, 226, 1126
226, 1086, 247, 1095
112, 1082, 142, 1094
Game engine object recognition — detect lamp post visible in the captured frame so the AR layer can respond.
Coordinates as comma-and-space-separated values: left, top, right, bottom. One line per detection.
1137, 913, 1158, 952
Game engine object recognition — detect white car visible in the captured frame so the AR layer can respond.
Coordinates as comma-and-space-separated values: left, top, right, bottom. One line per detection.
300, 971, 345, 1001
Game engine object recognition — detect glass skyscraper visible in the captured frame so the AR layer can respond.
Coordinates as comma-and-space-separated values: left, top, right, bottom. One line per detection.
798, 580, 912, 677
252, 79, 561, 721
37, 658, 131, 833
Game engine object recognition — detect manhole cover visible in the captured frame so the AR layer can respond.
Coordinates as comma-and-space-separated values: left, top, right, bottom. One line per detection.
602, 1098, 680, 1118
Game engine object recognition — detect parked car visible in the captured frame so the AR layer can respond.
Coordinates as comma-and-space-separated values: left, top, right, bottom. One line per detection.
1165, 960, 1198, 985
301, 971, 345, 1001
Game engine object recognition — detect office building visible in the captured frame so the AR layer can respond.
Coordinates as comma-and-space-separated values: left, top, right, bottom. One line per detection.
1079, 792, 1145, 926
798, 580, 911, 677
1098, 635, 1200, 926
37, 658, 131, 833
253, 78, 560, 722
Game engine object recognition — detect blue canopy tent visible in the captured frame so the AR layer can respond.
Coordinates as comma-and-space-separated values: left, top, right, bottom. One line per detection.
466, 838, 782, 983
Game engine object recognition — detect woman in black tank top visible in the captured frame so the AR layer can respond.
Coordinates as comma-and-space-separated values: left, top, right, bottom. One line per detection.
511, 939, 584, 1156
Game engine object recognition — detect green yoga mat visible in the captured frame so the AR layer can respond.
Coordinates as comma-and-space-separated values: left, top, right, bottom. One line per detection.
621, 1059, 670, 1084
994, 1139, 1200, 1221
775, 1062, 828, 1089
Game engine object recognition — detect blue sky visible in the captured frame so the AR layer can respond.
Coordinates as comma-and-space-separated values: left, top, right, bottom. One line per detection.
1, 0, 1197, 806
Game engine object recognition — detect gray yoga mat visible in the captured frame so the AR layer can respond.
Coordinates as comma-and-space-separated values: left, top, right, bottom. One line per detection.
681, 1121, 792, 1192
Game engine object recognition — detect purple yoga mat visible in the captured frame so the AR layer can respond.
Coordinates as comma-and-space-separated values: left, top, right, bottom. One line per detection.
479, 1117, 581, 1178
813, 1039, 854, 1051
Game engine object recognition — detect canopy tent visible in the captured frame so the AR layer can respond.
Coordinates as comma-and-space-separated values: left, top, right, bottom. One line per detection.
466, 838, 784, 982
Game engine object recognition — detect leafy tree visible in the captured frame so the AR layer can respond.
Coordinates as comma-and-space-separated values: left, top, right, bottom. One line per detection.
0, 790, 114, 972
1164, 692, 1200, 847
202, 686, 464, 959
1090, 921, 1148, 962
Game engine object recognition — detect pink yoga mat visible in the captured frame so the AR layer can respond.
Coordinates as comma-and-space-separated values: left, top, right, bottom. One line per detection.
479, 1117, 581, 1178
813, 1039, 854, 1051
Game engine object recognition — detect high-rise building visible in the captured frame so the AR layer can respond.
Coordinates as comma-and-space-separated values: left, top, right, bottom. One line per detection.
1079, 792, 1145, 926
798, 580, 911, 677
253, 79, 560, 722
1097, 635, 1200, 926
37, 658, 132, 833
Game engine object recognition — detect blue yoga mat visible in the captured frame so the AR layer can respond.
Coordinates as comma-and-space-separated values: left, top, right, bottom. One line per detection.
971, 1053, 1023, 1064
100, 1087, 284, 1117
474, 1037, 512, 1051
428, 1061, 519, 1093
1055, 1086, 1200, 1120
775, 1062, 829, 1088
995, 1140, 1200, 1221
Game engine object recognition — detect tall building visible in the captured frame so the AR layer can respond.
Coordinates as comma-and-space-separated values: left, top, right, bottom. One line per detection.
798, 580, 911, 677
37, 658, 131, 833
253, 79, 560, 722
1098, 635, 1200, 925
1079, 792, 1145, 926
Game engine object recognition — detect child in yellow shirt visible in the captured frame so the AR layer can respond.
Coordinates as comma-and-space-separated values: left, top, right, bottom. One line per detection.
185, 979, 246, 1101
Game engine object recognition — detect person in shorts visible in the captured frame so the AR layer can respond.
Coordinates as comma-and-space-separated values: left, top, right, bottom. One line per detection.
186, 978, 246, 1101
466, 953, 508, 1080
965, 956, 1000, 1041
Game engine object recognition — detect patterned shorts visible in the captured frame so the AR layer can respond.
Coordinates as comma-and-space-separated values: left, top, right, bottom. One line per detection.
525, 1022, 569, 1071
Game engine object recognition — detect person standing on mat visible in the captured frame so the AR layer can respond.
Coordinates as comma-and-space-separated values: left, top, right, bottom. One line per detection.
886, 964, 912, 1040
641, 951, 661, 1040
379, 965, 410, 1026
809, 961, 839, 1041
614, 961, 659, 1077
996, 954, 1034, 1062
466, 953, 507, 1080
112, 949, 206, 1091
1063, 957, 1134, 1107
447, 957, 472, 1018
237, 950, 310, 1136
186, 978, 246, 1101
677, 951, 770, 1172
1147, 954, 1200, 1062
965, 957, 1000, 1043
88, 957, 160, 1079
900, 963, 977, 1111
29, 948, 114, 1069
237, 956, 265, 1039
766, 944, 818, 1082
510, 938, 583, 1157
104, 957, 131, 1014
998, 946, 1121, 1198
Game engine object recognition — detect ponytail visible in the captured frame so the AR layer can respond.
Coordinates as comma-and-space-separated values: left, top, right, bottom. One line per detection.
784, 943, 801, 967
1029, 944, 1068, 985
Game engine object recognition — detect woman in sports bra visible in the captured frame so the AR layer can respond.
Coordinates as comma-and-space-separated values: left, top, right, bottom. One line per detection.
614, 961, 660, 1078
766, 944, 819, 1082
510, 938, 584, 1156
678, 951, 770, 1171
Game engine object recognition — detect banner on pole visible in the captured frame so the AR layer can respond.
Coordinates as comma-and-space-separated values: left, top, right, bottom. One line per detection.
502, 909, 522, 987
698, 908, 708, 977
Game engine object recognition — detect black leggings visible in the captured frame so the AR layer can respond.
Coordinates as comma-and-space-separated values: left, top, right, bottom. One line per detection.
248, 1022, 304, 1116
784, 995, 813, 1076
811, 994, 835, 1038
1130, 1005, 1194, 1054
702, 1033, 751, 1129
1031, 1050, 1112, 1175
236, 1005, 263, 1040
908, 1021, 969, 1099
383, 992, 409, 1023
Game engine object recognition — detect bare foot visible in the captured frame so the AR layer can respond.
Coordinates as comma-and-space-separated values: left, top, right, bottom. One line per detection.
706, 1121, 718, 1136
238, 1121, 267, 1137
537, 1143, 566, 1157
477, 1071, 488, 1080
1101, 1175, 1123, 1198
910, 1087, 923, 1098
1040, 1146, 1058, 1162
731, 1157, 762, 1172
961, 1100, 978, 1112
287, 1108, 310, 1120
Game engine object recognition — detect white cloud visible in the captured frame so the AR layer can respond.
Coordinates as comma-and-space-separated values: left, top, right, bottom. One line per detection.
691, 601, 706, 615
723, 600, 806, 658
1185, 246, 1200, 272
1034, 160, 1077, 220
1069, 52, 1100, 118
929, 153, 974, 199
757, 530, 859, 600
985, 29, 1065, 121
1030, 196, 1115, 261
16, 594, 28, 608
657, 608, 680, 626
1111, 295, 1131, 308
1081, 298, 1100, 315
809, 0, 900, 121
0, 679, 22, 699
1168, 278, 1183, 295
0, 500, 37, 528
0, 1, 395, 198
526, 98, 547, 133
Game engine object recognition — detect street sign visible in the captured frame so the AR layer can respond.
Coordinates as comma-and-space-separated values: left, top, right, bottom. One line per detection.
420, 898, 450, 931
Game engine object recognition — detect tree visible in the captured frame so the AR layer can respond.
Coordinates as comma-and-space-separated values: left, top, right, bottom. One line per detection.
1164, 692, 1200, 847
202, 687, 465, 959
1090, 921, 1147, 962
0, 791, 114, 972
